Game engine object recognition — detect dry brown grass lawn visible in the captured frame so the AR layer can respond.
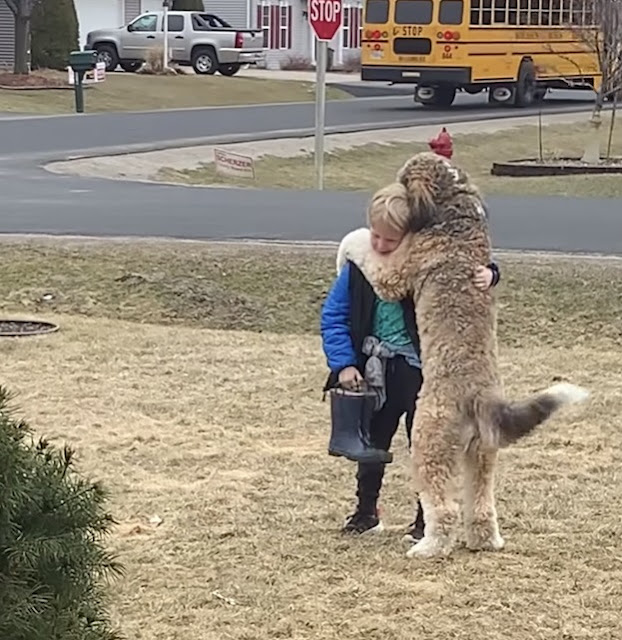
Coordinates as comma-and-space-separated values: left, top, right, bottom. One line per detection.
0, 73, 349, 114
1, 240, 621, 639
158, 117, 622, 198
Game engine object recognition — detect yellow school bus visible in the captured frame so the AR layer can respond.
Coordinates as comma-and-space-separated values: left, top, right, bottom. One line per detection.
361, 0, 601, 107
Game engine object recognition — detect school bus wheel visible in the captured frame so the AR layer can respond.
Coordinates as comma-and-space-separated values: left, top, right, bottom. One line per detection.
488, 85, 514, 105
513, 59, 537, 108
414, 84, 456, 108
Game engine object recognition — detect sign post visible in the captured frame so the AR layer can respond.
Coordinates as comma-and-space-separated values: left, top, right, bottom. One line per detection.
162, 0, 170, 72
308, 0, 342, 191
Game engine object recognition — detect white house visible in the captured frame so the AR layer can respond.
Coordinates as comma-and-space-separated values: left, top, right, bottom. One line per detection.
0, 0, 142, 68
0, 0, 363, 71
0, 0, 15, 69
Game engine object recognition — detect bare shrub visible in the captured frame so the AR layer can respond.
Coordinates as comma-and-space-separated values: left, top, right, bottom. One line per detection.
138, 45, 177, 76
280, 54, 314, 71
341, 52, 361, 73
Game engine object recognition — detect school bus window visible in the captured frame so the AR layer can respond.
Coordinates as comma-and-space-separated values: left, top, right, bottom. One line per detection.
395, 0, 434, 25
439, 0, 464, 24
494, 0, 507, 23
365, 0, 389, 23
470, 0, 492, 25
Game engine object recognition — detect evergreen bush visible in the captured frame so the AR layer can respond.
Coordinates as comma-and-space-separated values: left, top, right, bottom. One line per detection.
31, 0, 80, 71
0, 387, 122, 640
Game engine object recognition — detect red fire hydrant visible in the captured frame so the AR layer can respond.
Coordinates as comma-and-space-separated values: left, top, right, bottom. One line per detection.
428, 127, 453, 159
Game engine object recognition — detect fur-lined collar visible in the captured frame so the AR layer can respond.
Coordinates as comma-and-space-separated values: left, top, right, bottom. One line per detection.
336, 227, 376, 280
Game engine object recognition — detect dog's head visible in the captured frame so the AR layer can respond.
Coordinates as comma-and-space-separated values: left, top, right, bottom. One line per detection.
396, 151, 483, 232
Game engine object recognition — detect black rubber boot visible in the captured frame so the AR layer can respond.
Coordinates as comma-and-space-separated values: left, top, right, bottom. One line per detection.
328, 388, 392, 464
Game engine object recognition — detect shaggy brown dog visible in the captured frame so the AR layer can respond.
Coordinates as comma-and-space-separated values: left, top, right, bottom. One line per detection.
355, 152, 589, 559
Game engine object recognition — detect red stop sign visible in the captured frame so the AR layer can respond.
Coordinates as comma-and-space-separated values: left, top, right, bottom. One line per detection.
308, 0, 343, 41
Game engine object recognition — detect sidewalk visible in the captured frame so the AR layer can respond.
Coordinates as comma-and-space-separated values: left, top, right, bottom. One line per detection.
236, 67, 368, 85
45, 110, 588, 184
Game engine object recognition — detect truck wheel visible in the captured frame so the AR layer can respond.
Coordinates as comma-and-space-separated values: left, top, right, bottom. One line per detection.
415, 84, 456, 108
192, 48, 218, 75
120, 61, 142, 73
95, 44, 119, 72
218, 63, 242, 77
514, 60, 537, 107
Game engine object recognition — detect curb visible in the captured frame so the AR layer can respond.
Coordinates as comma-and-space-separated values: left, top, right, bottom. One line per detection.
0, 233, 620, 260
47, 104, 599, 164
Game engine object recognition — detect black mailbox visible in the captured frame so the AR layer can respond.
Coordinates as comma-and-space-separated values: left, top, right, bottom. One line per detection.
68, 50, 98, 73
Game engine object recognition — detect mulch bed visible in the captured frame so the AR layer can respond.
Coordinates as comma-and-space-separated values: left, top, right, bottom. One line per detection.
491, 157, 622, 176
0, 72, 71, 90
0, 320, 59, 337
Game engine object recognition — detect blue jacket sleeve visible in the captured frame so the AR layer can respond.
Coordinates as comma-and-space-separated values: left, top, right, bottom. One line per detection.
320, 262, 358, 374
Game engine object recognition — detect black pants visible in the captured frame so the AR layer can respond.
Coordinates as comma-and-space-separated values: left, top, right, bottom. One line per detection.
356, 355, 423, 515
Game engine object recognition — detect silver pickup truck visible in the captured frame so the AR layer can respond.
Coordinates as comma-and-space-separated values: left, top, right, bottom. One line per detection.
85, 11, 265, 76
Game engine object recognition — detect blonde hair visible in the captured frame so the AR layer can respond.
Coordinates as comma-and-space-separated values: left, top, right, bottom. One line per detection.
366, 182, 410, 234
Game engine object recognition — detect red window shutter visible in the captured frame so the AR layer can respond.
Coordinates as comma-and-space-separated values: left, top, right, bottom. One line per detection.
271, 4, 278, 50
348, 7, 353, 48
356, 7, 362, 47
287, 5, 292, 50
257, 6, 264, 48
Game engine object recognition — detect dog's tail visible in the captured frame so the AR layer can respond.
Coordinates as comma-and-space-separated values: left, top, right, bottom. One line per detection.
475, 383, 589, 450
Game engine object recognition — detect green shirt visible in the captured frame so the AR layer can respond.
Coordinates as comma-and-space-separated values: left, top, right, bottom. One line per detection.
372, 299, 412, 346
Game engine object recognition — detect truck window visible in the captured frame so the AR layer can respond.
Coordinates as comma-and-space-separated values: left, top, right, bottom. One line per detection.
192, 13, 233, 29
365, 0, 389, 23
130, 14, 157, 32
167, 15, 184, 32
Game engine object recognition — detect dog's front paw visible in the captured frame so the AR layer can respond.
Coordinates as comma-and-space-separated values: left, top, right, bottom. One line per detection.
367, 261, 409, 302
406, 534, 455, 559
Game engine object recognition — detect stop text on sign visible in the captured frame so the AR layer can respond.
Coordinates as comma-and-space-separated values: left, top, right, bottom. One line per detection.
309, 0, 341, 22
308, 0, 342, 41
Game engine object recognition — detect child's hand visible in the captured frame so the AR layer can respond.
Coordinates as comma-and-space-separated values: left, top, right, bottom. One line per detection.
338, 366, 364, 390
473, 265, 494, 290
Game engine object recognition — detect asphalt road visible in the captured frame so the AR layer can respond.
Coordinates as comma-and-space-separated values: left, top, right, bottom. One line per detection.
0, 89, 597, 160
0, 88, 619, 255
1, 165, 620, 255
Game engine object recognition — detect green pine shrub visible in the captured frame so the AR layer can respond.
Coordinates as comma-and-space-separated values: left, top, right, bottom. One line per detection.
31, 0, 80, 71
0, 386, 123, 640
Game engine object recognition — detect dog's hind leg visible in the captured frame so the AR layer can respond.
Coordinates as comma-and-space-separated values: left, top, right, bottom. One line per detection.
406, 412, 461, 559
462, 443, 505, 552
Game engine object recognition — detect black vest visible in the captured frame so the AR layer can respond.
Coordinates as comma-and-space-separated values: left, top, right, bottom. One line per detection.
323, 262, 420, 391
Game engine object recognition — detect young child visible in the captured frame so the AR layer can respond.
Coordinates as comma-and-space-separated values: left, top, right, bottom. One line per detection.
320, 183, 501, 538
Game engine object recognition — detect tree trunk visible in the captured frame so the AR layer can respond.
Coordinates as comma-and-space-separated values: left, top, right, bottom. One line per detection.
606, 96, 617, 160
581, 94, 604, 164
13, 14, 31, 75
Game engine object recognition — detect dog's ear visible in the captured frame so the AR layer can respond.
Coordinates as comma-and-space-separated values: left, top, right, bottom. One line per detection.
407, 192, 437, 232
397, 154, 440, 231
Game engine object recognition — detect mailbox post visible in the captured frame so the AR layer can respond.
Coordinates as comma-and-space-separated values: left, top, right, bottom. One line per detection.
68, 50, 98, 114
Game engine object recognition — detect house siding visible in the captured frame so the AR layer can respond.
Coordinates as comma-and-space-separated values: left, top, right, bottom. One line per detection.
255, 0, 300, 70
256, 0, 363, 71
0, 0, 15, 69
125, 0, 141, 22
204, 0, 251, 27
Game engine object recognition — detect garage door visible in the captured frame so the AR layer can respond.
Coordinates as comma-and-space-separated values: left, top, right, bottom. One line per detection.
75, 0, 124, 48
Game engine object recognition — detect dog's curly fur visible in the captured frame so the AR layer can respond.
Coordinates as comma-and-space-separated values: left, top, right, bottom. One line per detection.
345, 152, 589, 559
